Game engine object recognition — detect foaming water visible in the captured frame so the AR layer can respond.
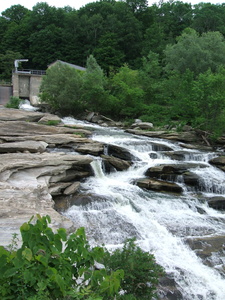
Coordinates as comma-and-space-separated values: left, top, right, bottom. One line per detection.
62, 117, 225, 299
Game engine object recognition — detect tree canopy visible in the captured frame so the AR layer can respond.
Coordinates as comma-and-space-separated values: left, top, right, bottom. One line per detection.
2, 0, 225, 137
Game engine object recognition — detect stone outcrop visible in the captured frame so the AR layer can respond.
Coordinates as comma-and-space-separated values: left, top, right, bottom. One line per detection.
207, 196, 225, 210
0, 152, 93, 246
107, 144, 139, 161
209, 156, 225, 172
136, 178, 183, 194
0, 108, 97, 246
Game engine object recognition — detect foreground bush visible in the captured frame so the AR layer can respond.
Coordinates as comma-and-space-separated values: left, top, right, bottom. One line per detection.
0, 215, 164, 299
0, 215, 123, 300
103, 239, 165, 300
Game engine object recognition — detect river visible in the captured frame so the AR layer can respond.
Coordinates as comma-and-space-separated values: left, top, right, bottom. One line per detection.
62, 117, 225, 300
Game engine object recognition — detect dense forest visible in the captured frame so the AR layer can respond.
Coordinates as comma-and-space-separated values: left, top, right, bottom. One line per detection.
2, 0, 225, 137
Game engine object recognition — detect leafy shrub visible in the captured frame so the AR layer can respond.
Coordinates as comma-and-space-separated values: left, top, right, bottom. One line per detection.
0, 215, 123, 300
103, 238, 164, 299
5, 96, 23, 109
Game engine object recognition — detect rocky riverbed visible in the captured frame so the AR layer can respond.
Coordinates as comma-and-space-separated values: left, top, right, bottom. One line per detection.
1, 107, 225, 299
1, 108, 225, 265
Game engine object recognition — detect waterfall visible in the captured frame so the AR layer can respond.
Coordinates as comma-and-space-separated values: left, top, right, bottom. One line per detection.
61, 117, 225, 300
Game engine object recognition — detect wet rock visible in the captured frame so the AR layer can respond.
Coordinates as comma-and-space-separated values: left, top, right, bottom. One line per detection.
158, 275, 184, 300
151, 143, 173, 152
207, 196, 225, 210
209, 156, 225, 171
182, 171, 200, 187
63, 182, 80, 195
101, 154, 132, 172
186, 235, 225, 273
54, 193, 110, 212
162, 151, 191, 161
107, 144, 139, 161
75, 142, 104, 156
136, 178, 183, 194
145, 163, 206, 178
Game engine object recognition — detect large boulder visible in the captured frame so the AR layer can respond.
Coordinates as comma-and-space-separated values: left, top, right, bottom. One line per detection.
136, 178, 183, 194
107, 144, 139, 161
207, 196, 225, 210
75, 142, 104, 156
101, 154, 132, 172
209, 156, 225, 171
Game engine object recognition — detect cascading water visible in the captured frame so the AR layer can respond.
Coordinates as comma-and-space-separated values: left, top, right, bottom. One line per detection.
62, 117, 225, 300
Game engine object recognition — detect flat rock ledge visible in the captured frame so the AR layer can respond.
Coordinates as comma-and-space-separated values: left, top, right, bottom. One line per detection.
0, 108, 97, 247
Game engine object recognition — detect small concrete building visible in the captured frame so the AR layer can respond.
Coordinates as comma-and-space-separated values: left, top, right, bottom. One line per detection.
12, 69, 46, 106
0, 60, 86, 106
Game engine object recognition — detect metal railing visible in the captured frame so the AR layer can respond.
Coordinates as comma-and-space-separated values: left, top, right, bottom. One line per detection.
14, 69, 46, 75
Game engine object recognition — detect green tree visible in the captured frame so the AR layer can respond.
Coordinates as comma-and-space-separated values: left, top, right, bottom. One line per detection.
93, 32, 125, 75
28, 24, 63, 68
81, 55, 108, 112
192, 3, 225, 35
40, 61, 84, 115
164, 29, 225, 76
164, 69, 196, 123
1, 4, 29, 24
123, 0, 148, 13
108, 64, 145, 118
139, 51, 164, 104
192, 68, 225, 135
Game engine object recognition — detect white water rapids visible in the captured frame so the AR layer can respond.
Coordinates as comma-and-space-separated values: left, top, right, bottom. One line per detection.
62, 117, 225, 300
